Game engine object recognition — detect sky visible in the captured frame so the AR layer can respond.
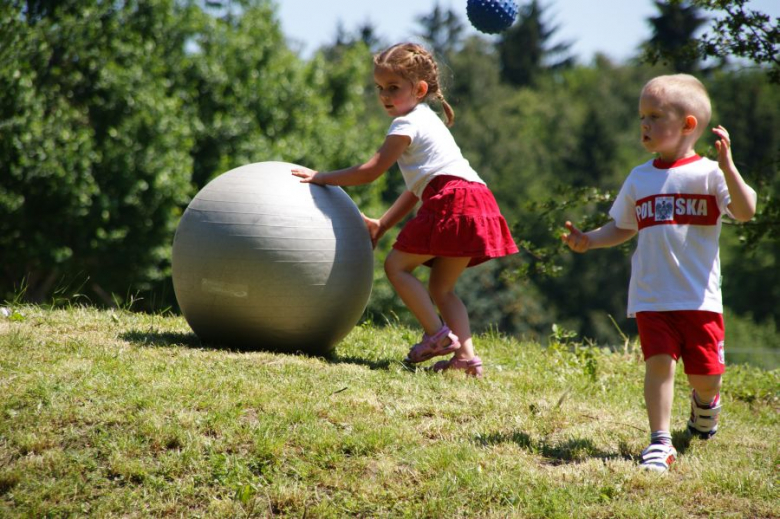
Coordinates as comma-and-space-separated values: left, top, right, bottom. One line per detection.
276, 0, 779, 63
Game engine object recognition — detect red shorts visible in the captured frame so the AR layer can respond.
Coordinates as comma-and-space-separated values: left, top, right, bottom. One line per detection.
394, 175, 518, 267
636, 311, 726, 375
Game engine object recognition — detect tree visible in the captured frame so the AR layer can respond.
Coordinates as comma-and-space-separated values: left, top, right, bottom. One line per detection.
708, 71, 780, 327
0, 0, 384, 308
416, 2, 465, 59
0, 0, 194, 304
326, 20, 384, 55
497, 0, 574, 87
689, 0, 778, 82
642, 0, 710, 73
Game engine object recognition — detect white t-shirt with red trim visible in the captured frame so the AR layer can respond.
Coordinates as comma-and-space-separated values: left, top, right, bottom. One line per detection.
609, 155, 732, 317
387, 103, 484, 198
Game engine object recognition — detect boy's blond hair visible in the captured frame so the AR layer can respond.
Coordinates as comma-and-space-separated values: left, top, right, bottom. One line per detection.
641, 74, 712, 138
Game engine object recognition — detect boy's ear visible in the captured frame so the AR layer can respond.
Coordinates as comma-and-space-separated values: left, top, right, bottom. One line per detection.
416, 81, 429, 99
683, 115, 698, 134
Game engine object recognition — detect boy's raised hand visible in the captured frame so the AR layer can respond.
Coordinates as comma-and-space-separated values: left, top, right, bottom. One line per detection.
712, 125, 736, 174
712, 124, 757, 222
561, 221, 590, 253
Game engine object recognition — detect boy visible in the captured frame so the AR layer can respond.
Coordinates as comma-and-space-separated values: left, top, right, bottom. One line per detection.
562, 74, 757, 472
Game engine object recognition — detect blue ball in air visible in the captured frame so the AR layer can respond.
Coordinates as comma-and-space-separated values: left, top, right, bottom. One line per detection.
467, 0, 518, 34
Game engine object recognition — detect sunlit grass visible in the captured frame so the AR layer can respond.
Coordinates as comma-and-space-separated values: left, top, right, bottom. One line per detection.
1, 305, 777, 517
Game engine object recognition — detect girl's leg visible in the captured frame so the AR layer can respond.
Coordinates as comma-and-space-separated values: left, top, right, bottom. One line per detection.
644, 354, 676, 432
428, 256, 475, 360
384, 249, 440, 334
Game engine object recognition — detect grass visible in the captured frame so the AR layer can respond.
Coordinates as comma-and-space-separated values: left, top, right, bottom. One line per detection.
0, 305, 777, 518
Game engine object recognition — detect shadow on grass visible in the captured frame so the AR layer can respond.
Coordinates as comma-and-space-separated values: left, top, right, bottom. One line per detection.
121, 329, 321, 357
474, 431, 635, 465
672, 428, 693, 455
121, 329, 206, 349
120, 330, 395, 370
325, 354, 393, 371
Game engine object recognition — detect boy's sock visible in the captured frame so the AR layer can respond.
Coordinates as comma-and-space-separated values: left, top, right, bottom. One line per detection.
693, 390, 719, 408
650, 430, 673, 446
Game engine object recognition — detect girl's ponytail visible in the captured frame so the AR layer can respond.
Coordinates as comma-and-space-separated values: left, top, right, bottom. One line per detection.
436, 91, 455, 127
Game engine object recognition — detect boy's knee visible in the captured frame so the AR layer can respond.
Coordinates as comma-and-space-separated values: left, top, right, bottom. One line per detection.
688, 374, 722, 394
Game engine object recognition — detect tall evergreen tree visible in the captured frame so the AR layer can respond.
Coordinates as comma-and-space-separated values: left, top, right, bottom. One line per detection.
497, 0, 574, 87
562, 105, 617, 187
416, 2, 465, 58
328, 20, 383, 53
642, 0, 709, 73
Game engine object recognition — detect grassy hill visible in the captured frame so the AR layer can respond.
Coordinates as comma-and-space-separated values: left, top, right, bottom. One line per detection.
1, 306, 777, 518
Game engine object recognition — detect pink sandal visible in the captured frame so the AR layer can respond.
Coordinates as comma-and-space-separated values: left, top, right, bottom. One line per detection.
404, 325, 461, 364
432, 356, 483, 378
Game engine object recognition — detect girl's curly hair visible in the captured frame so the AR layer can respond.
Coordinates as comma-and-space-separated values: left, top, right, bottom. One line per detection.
374, 42, 454, 127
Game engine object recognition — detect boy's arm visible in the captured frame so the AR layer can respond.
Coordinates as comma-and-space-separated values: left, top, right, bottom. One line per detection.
562, 220, 636, 253
713, 125, 757, 222
291, 135, 410, 186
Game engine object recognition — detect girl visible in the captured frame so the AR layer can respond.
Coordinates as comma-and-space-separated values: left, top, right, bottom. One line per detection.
292, 42, 518, 377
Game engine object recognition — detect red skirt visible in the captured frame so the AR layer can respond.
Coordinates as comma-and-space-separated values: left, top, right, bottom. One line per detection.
394, 175, 519, 267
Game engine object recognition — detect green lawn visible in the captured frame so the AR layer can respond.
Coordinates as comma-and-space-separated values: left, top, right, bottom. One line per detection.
1, 306, 777, 517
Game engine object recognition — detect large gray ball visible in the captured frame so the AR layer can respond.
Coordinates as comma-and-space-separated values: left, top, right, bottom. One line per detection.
172, 161, 373, 355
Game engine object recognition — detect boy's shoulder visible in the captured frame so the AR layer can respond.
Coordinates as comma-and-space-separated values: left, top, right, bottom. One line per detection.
629, 156, 720, 176
623, 159, 657, 182
629, 158, 656, 173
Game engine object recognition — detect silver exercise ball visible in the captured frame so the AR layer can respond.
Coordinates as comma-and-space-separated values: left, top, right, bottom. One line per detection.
171, 161, 373, 355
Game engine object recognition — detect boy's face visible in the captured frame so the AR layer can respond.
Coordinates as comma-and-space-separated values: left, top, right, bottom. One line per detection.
638, 91, 690, 162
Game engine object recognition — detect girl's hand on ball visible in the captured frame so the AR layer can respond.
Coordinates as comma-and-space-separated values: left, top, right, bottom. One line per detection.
361, 213, 382, 249
291, 166, 322, 184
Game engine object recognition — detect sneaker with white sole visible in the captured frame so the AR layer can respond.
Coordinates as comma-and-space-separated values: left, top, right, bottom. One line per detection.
639, 443, 677, 473
687, 391, 721, 439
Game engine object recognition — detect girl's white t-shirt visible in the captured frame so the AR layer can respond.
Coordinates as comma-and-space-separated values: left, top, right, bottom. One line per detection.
387, 103, 484, 197
609, 156, 733, 317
